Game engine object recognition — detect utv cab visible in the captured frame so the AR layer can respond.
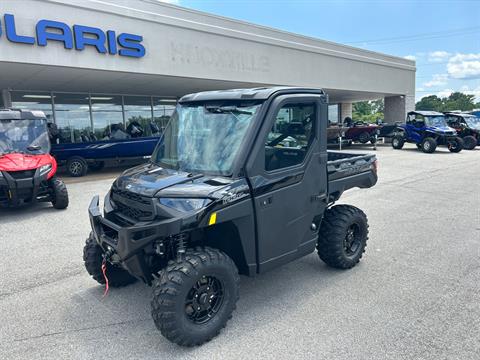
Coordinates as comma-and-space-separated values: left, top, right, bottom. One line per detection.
0, 109, 68, 209
444, 112, 480, 150
392, 110, 463, 153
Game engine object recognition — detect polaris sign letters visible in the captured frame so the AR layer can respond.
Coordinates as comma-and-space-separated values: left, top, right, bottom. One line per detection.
0, 14, 145, 58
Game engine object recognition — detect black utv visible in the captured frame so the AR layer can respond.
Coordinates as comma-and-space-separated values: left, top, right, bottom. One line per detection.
444, 112, 480, 150
84, 87, 378, 346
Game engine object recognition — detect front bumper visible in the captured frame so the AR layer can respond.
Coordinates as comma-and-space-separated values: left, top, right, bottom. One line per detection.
88, 195, 182, 282
0, 169, 49, 207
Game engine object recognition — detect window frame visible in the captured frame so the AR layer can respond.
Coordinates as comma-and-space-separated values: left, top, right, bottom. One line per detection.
263, 99, 318, 174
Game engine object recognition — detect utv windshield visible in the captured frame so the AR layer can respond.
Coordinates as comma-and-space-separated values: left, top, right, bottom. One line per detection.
152, 102, 262, 175
0, 119, 50, 155
425, 116, 448, 127
464, 115, 480, 129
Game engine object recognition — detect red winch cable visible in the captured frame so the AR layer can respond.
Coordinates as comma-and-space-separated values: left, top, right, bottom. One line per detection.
101, 259, 109, 298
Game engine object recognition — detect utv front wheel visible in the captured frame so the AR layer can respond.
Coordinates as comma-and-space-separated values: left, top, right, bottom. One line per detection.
421, 137, 437, 153
391, 135, 404, 149
151, 247, 239, 347
448, 137, 464, 153
83, 233, 137, 287
317, 205, 368, 269
50, 177, 69, 209
463, 136, 477, 150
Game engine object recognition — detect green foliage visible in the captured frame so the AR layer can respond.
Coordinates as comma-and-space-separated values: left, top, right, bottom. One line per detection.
352, 99, 384, 123
416, 92, 478, 112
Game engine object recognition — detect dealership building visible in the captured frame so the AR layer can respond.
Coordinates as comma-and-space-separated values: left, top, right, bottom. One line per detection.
0, 0, 415, 144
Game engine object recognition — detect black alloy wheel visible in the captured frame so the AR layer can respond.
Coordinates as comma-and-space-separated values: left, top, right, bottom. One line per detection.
185, 275, 225, 324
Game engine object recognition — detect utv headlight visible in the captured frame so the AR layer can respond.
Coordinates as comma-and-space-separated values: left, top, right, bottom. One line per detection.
39, 163, 52, 176
159, 198, 212, 212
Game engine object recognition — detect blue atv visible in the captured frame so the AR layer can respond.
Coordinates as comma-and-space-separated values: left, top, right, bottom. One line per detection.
391, 111, 463, 153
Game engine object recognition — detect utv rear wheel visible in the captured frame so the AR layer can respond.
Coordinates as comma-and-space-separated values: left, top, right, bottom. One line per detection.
447, 137, 463, 153
50, 177, 69, 209
67, 156, 88, 177
463, 136, 477, 150
83, 233, 137, 287
151, 247, 239, 347
421, 137, 437, 153
391, 135, 404, 149
317, 205, 368, 269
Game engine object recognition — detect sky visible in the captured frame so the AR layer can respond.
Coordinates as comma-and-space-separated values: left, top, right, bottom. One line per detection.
161, 0, 480, 102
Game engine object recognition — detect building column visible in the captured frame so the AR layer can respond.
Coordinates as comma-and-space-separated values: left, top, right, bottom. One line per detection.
1, 90, 12, 108
384, 95, 415, 124
340, 102, 352, 123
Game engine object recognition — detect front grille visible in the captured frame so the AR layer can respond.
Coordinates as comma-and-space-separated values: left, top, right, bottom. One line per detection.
111, 188, 154, 221
8, 170, 35, 179
112, 189, 151, 205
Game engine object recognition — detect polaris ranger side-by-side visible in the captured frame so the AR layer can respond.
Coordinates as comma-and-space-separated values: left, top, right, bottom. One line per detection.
84, 87, 378, 346
0, 109, 68, 209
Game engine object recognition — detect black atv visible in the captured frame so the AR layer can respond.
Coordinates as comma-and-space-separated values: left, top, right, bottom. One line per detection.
83, 87, 377, 346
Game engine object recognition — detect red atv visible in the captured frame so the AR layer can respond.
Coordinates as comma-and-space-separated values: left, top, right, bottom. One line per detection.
0, 109, 68, 209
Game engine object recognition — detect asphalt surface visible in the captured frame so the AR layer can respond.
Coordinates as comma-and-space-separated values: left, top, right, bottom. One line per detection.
1, 144, 479, 360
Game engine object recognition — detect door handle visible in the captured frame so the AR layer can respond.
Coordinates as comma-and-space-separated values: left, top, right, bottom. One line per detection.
311, 193, 327, 202
260, 196, 273, 207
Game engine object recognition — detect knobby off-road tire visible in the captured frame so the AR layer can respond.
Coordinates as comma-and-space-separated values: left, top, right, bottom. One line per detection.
50, 177, 69, 209
317, 205, 369, 269
462, 136, 477, 150
151, 247, 240, 347
391, 135, 404, 149
448, 137, 464, 153
83, 233, 137, 287
421, 137, 437, 153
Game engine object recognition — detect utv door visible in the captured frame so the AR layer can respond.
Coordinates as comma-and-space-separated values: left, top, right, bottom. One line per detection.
247, 95, 328, 273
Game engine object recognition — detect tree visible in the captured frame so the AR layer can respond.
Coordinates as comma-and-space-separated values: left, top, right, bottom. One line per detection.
442, 92, 476, 112
415, 92, 477, 112
415, 95, 443, 111
352, 100, 384, 123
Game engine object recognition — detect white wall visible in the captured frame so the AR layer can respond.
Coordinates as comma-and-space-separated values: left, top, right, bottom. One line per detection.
0, 0, 415, 97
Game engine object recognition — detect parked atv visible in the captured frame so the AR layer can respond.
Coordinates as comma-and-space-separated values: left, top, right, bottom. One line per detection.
83, 87, 378, 346
444, 112, 480, 150
392, 111, 463, 153
0, 109, 68, 209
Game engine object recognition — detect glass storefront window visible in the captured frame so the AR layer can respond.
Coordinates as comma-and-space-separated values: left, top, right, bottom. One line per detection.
54, 93, 92, 143
124, 96, 153, 137
91, 95, 123, 140
153, 98, 177, 133
10, 91, 54, 123
9, 92, 178, 143
328, 104, 339, 125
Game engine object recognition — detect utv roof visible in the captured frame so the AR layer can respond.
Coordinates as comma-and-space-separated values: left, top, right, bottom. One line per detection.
408, 110, 444, 116
179, 87, 326, 103
444, 111, 476, 117
0, 108, 47, 120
